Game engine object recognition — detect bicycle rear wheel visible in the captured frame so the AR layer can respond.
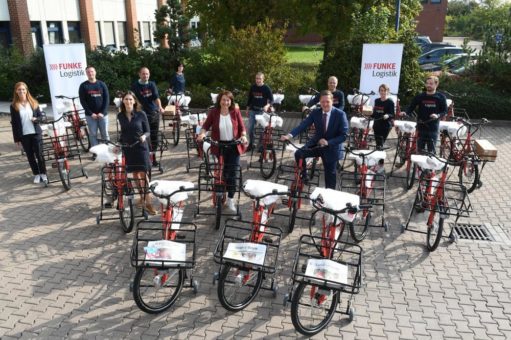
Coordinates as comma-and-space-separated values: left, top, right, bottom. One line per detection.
214, 191, 224, 230
57, 159, 71, 190
406, 162, 417, 190
288, 198, 298, 233
458, 159, 479, 193
78, 126, 90, 152
217, 264, 263, 312
259, 146, 276, 179
426, 206, 444, 252
172, 120, 180, 146
350, 210, 371, 243
118, 194, 134, 233
133, 267, 184, 314
291, 281, 339, 336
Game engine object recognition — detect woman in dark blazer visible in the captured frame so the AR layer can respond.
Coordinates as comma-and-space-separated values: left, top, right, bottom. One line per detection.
197, 90, 248, 211
10, 82, 47, 184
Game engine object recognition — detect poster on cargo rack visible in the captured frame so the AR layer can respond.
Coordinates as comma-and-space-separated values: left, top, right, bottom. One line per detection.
43, 44, 87, 118
359, 43, 404, 106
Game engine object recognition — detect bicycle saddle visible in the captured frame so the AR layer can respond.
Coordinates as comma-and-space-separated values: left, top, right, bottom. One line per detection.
350, 116, 373, 130
149, 180, 194, 205
299, 94, 314, 105
45, 121, 72, 138
446, 99, 453, 107
348, 150, 386, 167
210, 93, 218, 104
89, 143, 121, 164
255, 113, 284, 128
439, 121, 467, 138
273, 94, 285, 104
167, 95, 191, 107
393, 120, 416, 133
410, 155, 446, 171
243, 179, 288, 205
310, 188, 360, 213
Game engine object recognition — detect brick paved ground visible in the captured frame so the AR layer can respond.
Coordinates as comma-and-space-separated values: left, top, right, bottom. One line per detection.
0, 112, 510, 339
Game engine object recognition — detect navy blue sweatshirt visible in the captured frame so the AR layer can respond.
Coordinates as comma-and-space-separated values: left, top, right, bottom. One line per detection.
247, 84, 273, 111
131, 81, 160, 115
372, 98, 395, 129
78, 80, 109, 116
170, 73, 185, 94
307, 90, 345, 111
405, 92, 447, 135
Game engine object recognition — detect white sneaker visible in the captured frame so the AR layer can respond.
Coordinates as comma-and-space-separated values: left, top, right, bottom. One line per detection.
227, 198, 236, 212
33, 175, 41, 184
40, 174, 47, 183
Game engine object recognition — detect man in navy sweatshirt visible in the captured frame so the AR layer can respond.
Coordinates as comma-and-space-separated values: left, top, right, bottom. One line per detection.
304, 76, 345, 111
131, 67, 164, 167
245, 72, 274, 151
79, 66, 110, 147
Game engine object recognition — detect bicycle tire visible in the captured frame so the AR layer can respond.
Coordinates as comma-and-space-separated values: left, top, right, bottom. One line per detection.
406, 163, 416, 190
118, 194, 134, 233
288, 199, 298, 233
173, 121, 180, 146
350, 211, 371, 243
79, 126, 91, 152
215, 192, 223, 230
259, 146, 276, 179
217, 264, 263, 312
290, 281, 339, 336
396, 135, 407, 167
458, 159, 479, 193
308, 157, 318, 180
133, 267, 184, 314
57, 160, 71, 190
439, 133, 451, 160
426, 206, 444, 251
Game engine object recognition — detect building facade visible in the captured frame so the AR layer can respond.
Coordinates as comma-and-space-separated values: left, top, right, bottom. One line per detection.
415, 0, 448, 42
1, 0, 198, 55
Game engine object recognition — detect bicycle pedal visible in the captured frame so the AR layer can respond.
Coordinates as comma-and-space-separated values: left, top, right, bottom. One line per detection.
176, 234, 186, 240
262, 236, 273, 244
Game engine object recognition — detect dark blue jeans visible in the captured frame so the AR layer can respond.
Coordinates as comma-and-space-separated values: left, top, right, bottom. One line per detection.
295, 146, 337, 189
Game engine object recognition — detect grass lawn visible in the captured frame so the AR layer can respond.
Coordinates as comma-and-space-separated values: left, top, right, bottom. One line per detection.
285, 44, 323, 65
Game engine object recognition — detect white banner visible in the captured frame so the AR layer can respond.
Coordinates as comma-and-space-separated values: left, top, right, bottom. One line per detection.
43, 44, 87, 118
359, 43, 404, 105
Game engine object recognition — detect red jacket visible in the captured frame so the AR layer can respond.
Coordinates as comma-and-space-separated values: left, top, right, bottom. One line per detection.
202, 107, 247, 156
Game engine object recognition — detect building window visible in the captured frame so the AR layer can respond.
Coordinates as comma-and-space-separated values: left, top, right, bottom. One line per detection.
139, 21, 152, 47
117, 22, 126, 47
31, 22, 43, 48
103, 21, 115, 47
95, 22, 102, 45
68, 22, 81, 43
0, 22, 11, 48
47, 22, 63, 44
430, 0, 441, 3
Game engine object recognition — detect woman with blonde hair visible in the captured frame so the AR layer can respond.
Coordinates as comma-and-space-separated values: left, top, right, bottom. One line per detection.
10, 82, 47, 184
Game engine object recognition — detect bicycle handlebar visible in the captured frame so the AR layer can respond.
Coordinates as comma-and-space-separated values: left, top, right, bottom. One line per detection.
353, 89, 375, 96
345, 146, 389, 157
97, 138, 141, 148
242, 187, 290, 200
456, 117, 490, 127
148, 182, 195, 199
283, 139, 328, 151
311, 196, 371, 215
308, 87, 319, 94
202, 137, 243, 147
55, 95, 79, 100
419, 151, 464, 167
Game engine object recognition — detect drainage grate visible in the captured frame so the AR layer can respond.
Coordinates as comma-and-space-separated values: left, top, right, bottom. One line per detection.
451, 223, 495, 241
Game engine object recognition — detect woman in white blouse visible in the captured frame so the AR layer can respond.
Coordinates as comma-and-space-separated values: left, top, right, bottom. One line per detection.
10, 82, 47, 184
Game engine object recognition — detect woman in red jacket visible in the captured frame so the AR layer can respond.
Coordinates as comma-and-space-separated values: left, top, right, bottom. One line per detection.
197, 90, 247, 211
10, 82, 47, 184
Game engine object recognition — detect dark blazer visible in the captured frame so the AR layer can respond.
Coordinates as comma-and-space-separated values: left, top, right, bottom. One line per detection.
202, 107, 247, 156
290, 106, 349, 161
10, 104, 44, 143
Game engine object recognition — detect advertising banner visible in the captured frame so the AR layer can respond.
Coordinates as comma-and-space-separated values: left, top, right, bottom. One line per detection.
43, 44, 87, 118
359, 44, 404, 105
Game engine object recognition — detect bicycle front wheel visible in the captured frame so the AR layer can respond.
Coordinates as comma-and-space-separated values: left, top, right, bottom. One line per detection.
350, 210, 371, 243
79, 126, 90, 152
133, 267, 184, 314
172, 120, 180, 146
406, 162, 417, 190
217, 264, 263, 312
260, 146, 276, 179
118, 194, 134, 233
214, 192, 224, 230
458, 159, 479, 193
288, 199, 298, 233
57, 160, 71, 190
291, 281, 339, 336
426, 206, 444, 252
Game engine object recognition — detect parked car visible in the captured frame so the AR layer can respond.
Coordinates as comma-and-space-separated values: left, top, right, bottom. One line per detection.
418, 47, 464, 65
420, 42, 455, 54
420, 53, 476, 74
415, 36, 432, 46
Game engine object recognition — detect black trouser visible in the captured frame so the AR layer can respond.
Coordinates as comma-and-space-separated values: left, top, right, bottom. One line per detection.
147, 112, 160, 157
373, 123, 391, 148
295, 146, 337, 189
417, 132, 437, 154
21, 133, 46, 175
220, 144, 240, 198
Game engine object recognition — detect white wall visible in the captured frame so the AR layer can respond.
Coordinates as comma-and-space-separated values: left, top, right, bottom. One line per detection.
93, 0, 126, 21
0, 0, 10, 21
27, 0, 80, 21
136, 0, 157, 21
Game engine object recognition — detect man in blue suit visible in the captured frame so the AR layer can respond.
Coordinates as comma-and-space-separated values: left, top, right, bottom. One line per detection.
281, 90, 349, 189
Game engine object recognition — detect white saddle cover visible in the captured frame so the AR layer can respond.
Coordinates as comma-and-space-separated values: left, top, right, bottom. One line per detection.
350, 116, 373, 130
89, 143, 121, 164
446, 99, 453, 107
210, 93, 218, 104
273, 94, 285, 104
411, 155, 446, 171
149, 180, 194, 205
310, 188, 360, 222
299, 94, 314, 105
255, 112, 284, 128
180, 113, 207, 126
167, 95, 191, 107
44, 121, 72, 138
394, 120, 416, 134
439, 121, 467, 138
243, 180, 288, 206
348, 150, 386, 166
113, 97, 122, 108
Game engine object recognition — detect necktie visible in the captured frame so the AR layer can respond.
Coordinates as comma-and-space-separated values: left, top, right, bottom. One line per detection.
323, 113, 328, 135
